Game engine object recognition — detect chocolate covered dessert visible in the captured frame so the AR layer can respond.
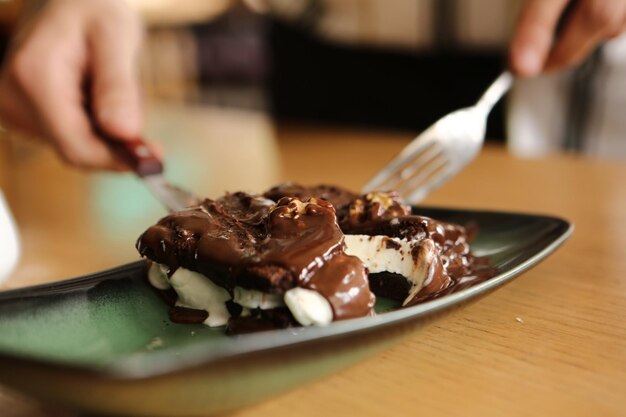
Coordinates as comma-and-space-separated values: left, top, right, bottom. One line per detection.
137, 192, 375, 333
137, 184, 491, 333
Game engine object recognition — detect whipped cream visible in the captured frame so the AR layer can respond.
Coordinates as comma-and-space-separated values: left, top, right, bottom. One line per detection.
147, 262, 171, 290
148, 262, 332, 327
149, 229, 439, 328
284, 287, 333, 326
233, 286, 285, 309
344, 234, 435, 294
169, 268, 231, 327
147, 263, 231, 326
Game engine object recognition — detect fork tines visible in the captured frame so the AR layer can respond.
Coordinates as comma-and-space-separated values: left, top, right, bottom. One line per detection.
362, 138, 450, 203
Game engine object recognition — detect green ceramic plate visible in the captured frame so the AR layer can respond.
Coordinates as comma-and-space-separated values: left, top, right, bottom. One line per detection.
0, 208, 572, 417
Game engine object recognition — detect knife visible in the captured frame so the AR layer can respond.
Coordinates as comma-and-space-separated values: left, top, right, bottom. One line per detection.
98, 129, 197, 213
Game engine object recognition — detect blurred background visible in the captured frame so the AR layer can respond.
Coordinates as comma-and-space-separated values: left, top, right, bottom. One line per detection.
2, 0, 625, 157
133, 0, 517, 138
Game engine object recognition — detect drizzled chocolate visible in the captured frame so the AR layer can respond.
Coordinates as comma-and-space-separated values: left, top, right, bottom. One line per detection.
269, 186, 493, 305
136, 192, 375, 322
339, 191, 490, 304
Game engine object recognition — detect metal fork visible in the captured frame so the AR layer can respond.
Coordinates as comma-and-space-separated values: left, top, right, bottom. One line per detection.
362, 71, 513, 203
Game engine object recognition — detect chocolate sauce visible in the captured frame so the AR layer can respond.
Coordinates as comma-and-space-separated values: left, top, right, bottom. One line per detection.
306, 254, 374, 319
407, 261, 497, 304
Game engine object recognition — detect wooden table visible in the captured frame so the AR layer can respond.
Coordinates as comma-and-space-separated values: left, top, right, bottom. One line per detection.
1, 104, 625, 416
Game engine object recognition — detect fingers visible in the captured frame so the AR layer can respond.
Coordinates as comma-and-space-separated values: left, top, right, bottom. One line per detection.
546, 0, 626, 70
0, 65, 45, 136
511, 0, 626, 76
44, 59, 129, 170
510, 0, 570, 77
1, 6, 128, 171
89, 4, 144, 140
31, 53, 129, 171
0, 0, 146, 171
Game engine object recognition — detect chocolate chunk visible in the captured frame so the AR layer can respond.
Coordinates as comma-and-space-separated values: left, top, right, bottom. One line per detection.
383, 237, 402, 250
225, 300, 244, 318
169, 306, 209, 324
336, 191, 412, 231
226, 308, 298, 334
368, 272, 413, 300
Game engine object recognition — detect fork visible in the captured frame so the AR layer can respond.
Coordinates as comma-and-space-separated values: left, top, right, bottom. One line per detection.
361, 71, 513, 203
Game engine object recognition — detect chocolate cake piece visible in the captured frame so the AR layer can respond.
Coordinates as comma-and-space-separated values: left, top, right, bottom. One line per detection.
137, 192, 375, 330
137, 192, 274, 289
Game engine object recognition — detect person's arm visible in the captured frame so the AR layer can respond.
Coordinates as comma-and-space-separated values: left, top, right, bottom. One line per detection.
510, 0, 626, 77
0, 0, 145, 170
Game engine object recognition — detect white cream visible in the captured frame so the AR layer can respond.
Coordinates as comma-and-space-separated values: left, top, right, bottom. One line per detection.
169, 268, 231, 327
344, 234, 435, 293
147, 262, 171, 290
149, 263, 336, 328
284, 287, 333, 326
233, 286, 285, 309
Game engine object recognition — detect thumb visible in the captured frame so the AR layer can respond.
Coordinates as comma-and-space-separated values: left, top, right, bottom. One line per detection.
89, 13, 143, 140
509, 0, 569, 77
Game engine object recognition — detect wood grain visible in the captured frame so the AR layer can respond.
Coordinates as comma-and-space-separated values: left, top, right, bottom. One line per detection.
1, 115, 625, 417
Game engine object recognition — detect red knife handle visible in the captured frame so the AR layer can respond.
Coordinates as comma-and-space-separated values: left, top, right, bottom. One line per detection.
112, 139, 163, 177
98, 127, 163, 176
85, 94, 163, 176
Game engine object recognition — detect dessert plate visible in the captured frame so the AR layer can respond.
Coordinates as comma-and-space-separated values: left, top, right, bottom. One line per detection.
0, 208, 572, 417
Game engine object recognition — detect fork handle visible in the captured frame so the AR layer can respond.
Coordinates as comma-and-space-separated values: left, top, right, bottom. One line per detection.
476, 71, 513, 112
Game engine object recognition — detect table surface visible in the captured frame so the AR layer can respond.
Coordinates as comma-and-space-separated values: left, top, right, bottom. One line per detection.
1, 104, 625, 417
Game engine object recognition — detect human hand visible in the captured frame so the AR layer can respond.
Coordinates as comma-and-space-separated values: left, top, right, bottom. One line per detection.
0, 0, 145, 170
510, 0, 626, 77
